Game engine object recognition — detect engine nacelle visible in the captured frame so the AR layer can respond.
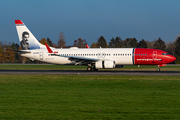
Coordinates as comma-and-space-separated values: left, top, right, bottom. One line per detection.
95, 60, 115, 69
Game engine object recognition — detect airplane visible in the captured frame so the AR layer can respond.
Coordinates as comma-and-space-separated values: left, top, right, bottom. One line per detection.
14, 20, 176, 71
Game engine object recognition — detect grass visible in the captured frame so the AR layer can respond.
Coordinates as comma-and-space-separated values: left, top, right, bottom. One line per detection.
0, 64, 86, 70
0, 64, 179, 71
0, 75, 180, 119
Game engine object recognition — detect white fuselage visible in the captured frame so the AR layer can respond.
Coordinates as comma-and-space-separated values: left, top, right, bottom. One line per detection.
15, 20, 176, 69
22, 48, 134, 65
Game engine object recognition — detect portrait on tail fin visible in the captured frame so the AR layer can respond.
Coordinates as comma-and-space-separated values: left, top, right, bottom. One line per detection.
20, 31, 30, 50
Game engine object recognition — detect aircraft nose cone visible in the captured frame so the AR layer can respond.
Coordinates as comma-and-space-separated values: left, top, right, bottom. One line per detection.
170, 56, 176, 62
172, 56, 176, 61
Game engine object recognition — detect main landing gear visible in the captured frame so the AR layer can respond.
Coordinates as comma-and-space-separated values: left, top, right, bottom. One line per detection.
87, 66, 98, 71
157, 68, 160, 72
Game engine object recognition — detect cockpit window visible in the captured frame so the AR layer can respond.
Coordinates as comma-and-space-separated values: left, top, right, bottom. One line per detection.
162, 53, 170, 55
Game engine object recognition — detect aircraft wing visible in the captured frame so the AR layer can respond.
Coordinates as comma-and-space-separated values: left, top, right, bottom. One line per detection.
52, 54, 98, 65
45, 43, 98, 65
7, 49, 31, 53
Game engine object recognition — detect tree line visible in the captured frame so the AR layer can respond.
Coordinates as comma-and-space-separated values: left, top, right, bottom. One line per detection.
0, 32, 180, 64
90, 36, 180, 63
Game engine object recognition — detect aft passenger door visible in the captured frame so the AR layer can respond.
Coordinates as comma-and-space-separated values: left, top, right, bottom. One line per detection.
40, 51, 43, 60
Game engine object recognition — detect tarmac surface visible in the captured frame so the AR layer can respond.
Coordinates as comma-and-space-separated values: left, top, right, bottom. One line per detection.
0, 70, 180, 76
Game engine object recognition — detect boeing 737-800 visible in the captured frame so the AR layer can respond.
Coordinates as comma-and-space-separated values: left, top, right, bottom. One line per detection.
14, 20, 176, 71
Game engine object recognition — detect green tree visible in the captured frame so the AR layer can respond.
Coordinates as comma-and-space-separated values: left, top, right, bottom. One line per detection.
129, 38, 138, 48
146, 40, 156, 48
137, 39, 148, 48
11, 43, 20, 62
175, 36, 180, 63
57, 32, 66, 48
166, 41, 175, 56
122, 38, 130, 48
109, 37, 115, 48
4, 47, 15, 63
122, 38, 137, 48
73, 38, 87, 48
97, 36, 108, 48
73, 40, 78, 47
11, 42, 16, 49
40, 38, 47, 45
175, 36, 180, 56
114, 37, 122, 48
47, 38, 53, 47
109, 37, 122, 48
0, 46, 3, 63
90, 42, 98, 48
154, 37, 166, 51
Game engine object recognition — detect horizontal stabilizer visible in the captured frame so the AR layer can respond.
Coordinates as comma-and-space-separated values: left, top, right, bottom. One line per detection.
7, 49, 31, 53
45, 43, 53, 53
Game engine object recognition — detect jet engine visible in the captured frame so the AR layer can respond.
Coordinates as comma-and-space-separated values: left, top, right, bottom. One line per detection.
95, 60, 115, 69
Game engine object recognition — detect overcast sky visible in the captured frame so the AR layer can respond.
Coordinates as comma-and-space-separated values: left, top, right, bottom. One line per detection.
0, 0, 180, 46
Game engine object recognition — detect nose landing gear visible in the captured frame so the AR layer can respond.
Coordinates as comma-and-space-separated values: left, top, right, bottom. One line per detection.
157, 64, 166, 72
157, 68, 160, 72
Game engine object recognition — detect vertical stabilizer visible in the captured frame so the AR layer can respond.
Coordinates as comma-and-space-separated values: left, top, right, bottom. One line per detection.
15, 20, 43, 50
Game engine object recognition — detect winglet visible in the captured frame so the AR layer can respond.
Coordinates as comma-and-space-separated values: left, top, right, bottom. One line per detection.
15, 20, 23, 24
86, 44, 90, 48
45, 43, 53, 53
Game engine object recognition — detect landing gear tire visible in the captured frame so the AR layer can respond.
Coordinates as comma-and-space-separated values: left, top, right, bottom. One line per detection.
157, 68, 160, 72
87, 66, 92, 71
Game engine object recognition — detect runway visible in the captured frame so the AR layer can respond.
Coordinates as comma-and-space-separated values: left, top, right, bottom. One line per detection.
0, 70, 180, 76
